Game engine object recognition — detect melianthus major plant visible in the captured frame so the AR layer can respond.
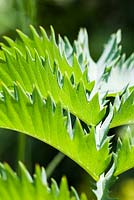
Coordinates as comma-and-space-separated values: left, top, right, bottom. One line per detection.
0, 26, 134, 199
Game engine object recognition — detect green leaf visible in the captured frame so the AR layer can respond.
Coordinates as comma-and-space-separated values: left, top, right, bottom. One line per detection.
0, 162, 86, 200
0, 47, 105, 126
0, 26, 133, 199
1, 27, 134, 98
0, 26, 92, 91
110, 89, 134, 128
114, 126, 134, 176
0, 84, 110, 180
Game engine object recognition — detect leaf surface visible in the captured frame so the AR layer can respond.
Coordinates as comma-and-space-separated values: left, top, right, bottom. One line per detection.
0, 162, 87, 200
114, 126, 134, 176
0, 84, 111, 180
0, 48, 105, 126
110, 89, 134, 128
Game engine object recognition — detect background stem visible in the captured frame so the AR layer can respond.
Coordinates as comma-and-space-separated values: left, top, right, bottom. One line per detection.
46, 152, 65, 179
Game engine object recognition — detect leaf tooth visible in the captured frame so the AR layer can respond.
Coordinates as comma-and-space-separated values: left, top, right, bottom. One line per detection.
30, 25, 40, 38
18, 162, 33, 183
16, 29, 32, 46
73, 118, 84, 141
14, 84, 37, 134
34, 48, 43, 66
3, 47, 13, 58
4, 52, 29, 89
80, 193, 88, 200
25, 46, 34, 62
31, 86, 43, 104
2, 83, 15, 102
77, 80, 87, 104
14, 47, 24, 59
72, 53, 82, 76
51, 178, 59, 196
71, 187, 80, 200
34, 165, 47, 186
14, 83, 30, 103
59, 176, 70, 199
3, 36, 15, 47
50, 25, 56, 45
39, 26, 49, 41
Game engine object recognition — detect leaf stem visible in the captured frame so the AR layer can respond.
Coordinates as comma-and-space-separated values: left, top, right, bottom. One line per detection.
46, 152, 65, 179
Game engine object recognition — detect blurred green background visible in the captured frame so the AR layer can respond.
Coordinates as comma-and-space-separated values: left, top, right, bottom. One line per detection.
0, 0, 134, 199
